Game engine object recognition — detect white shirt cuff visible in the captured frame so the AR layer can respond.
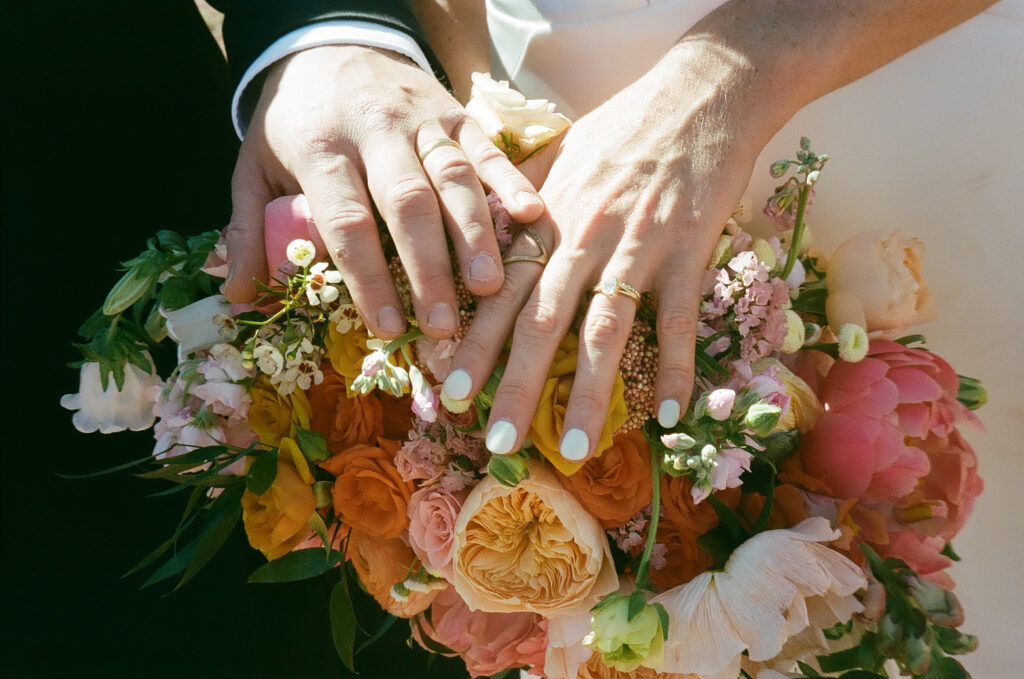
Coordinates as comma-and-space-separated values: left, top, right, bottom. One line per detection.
231, 20, 433, 138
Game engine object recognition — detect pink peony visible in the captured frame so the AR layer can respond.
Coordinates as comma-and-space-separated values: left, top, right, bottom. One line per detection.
798, 340, 982, 581
407, 486, 469, 580
413, 586, 548, 678
263, 195, 326, 280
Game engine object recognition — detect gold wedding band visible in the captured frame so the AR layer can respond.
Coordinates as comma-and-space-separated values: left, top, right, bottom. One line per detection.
593, 275, 642, 305
418, 137, 462, 162
501, 226, 549, 266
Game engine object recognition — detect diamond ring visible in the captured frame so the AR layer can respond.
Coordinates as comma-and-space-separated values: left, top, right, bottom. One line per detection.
593, 275, 642, 305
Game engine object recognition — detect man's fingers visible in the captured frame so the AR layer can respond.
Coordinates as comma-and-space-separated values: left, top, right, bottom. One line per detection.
417, 122, 504, 297
222, 152, 275, 303
296, 153, 408, 338
558, 265, 645, 463
363, 145, 460, 339
441, 217, 556, 400
459, 119, 545, 222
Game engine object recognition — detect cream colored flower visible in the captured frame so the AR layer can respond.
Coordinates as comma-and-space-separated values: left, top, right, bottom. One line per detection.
162, 295, 235, 362
651, 518, 865, 679
61, 357, 162, 434
465, 72, 571, 164
825, 230, 935, 335
751, 358, 823, 433
451, 461, 618, 618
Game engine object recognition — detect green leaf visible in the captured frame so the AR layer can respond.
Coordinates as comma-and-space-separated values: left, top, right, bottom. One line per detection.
308, 511, 332, 549
627, 589, 647, 622
924, 655, 969, 679
103, 268, 158, 316
355, 615, 397, 655
796, 661, 822, 677
248, 548, 343, 584
652, 602, 670, 640
124, 509, 201, 578
246, 449, 278, 495
707, 494, 748, 542
800, 136, 812, 151
295, 427, 330, 462
330, 578, 358, 673
174, 485, 243, 589
141, 539, 198, 589
55, 453, 156, 479
837, 672, 888, 679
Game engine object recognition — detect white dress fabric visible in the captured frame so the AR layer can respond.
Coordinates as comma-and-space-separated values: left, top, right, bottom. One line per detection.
489, 1, 1024, 676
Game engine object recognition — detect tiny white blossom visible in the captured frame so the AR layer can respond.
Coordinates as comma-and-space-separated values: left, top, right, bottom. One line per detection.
304, 262, 344, 306
253, 343, 284, 376
286, 239, 316, 268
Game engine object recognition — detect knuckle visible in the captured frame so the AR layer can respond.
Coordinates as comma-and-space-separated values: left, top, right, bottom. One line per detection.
432, 155, 477, 186
568, 391, 607, 418
658, 362, 695, 385
322, 208, 376, 239
496, 378, 533, 408
658, 307, 698, 341
469, 140, 511, 168
515, 301, 560, 337
453, 331, 492, 362
353, 97, 408, 136
412, 270, 454, 296
345, 267, 393, 294
386, 177, 436, 220
583, 308, 624, 347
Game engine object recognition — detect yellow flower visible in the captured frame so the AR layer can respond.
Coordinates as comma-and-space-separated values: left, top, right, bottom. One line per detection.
241, 438, 316, 560
528, 333, 629, 476
752, 358, 823, 433
247, 376, 311, 446
585, 592, 665, 672
451, 461, 618, 618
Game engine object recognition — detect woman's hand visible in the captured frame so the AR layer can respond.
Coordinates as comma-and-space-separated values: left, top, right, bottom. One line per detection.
221, 45, 544, 340
441, 40, 773, 461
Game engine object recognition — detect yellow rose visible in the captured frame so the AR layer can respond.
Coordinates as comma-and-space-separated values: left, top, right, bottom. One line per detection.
751, 358, 823, 433
247, 376, 311, 446
241, 438, 316, 561
528, 333, 629, 476
452, 460, 618, 617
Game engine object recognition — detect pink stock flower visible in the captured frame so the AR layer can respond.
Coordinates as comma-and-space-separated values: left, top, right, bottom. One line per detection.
798, 340, 982, 581
413, 587, 548, 678
410, 366, 440, 423
407, 486, 469, 580
705, 388, 737, 421
263, 195, 326, 279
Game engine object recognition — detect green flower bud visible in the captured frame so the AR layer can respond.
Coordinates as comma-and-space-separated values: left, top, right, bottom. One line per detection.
908, 576, 964, 628
745, 402, 782, 436
487, 449, 531, 487
103, 266, 159, 316
903, 633, 932, 675
956, 374, 987, 411
585, 592, 665, 673
313, 480, 333, 509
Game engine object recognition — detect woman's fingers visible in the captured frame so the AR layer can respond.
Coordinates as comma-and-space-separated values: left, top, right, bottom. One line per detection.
442, 218, 557, 401
362, 144, 460, 339
295, 152, 408, 338
417, 122, 504, 297
558, 266, 647, 462
458, 119, 545, 220
653, 258, 706, 428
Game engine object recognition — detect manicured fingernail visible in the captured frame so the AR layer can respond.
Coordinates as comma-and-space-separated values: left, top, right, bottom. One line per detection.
560, 428, 589, 461
658, 399, 681, 428
486, 420, 518, 455
516, 191, 543, 210
427, 303, 457, 333
469, 252, 500, 283
442, 369, 473, 401
377, 305, 405, 335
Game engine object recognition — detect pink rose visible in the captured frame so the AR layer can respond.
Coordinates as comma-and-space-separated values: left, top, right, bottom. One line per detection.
407, 486, 468, 580
798, 340, 982, 581
263, 195, 326, 279
413, 587, 548, 678
705, 388, 736, 421
824, 231, 935, 336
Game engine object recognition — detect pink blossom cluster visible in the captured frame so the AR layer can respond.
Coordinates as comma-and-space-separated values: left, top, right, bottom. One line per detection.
702, 249, 789, 361
395, 420, 488, 494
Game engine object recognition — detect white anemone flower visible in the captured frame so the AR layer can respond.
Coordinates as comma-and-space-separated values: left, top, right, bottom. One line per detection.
650, 517, 865, 679
61, 358, 163, 434
162, 295, 234, 362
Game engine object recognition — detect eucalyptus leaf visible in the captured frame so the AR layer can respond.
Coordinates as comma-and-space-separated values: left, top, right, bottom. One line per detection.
248, 548, 343, 584
174, 485, 243, 589
330, 578, 358, 672
142, 539, 198, 589
246, 449, 278, 495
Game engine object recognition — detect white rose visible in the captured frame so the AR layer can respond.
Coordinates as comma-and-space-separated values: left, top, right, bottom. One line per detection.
465, 73, 571, 164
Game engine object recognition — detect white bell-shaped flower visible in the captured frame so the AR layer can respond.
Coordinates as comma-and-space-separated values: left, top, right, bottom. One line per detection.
61, 358, 163, 434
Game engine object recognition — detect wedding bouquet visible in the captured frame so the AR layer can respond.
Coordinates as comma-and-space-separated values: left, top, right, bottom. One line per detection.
63, 74, 984, 679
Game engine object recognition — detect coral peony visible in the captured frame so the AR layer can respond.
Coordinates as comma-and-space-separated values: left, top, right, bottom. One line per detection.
413, 586, 548, 677
320, 439, 414, 539
824, 230, 935, 335
452, 461, 618, 617
348, 529, 437, 618
557, 429, 652, 529
652, 518, 865, 679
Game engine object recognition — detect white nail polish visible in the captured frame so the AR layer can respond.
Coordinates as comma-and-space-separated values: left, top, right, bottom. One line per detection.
486, 420, 518, 455
658, 399, 681, 428
560, 429, 590, 461
442, 369, 473, 401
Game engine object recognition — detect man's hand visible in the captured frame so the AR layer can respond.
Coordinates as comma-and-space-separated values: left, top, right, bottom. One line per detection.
221, 44, 544, 339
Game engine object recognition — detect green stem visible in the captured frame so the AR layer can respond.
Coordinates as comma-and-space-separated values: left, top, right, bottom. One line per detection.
635, 442, 663, 591
383, 328, 424, 355
780, 182, 811, 280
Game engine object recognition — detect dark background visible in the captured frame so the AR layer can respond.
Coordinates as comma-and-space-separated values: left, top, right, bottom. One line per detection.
2, 3, 467, 677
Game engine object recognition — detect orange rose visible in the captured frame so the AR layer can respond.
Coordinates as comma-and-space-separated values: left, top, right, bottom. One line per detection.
307, 364, 384, 453
348, 529, 438, 618
737, 483, 809, 532
651, 478, 739, 591
241, 438, 316, 560
380, 394, 414, 440
320, 440, 413, 538
558, 429, 653, 529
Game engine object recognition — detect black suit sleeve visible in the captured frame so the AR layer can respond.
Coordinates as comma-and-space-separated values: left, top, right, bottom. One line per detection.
208, 0, 448, 89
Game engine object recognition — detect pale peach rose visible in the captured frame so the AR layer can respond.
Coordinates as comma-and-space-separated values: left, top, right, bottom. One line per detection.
412, 586, 548, 677
451, 461, 618, 617
348, 528, 438, 618
824, 230, 935, 336
651, 518, 865, 679
407, 486, 469, 580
